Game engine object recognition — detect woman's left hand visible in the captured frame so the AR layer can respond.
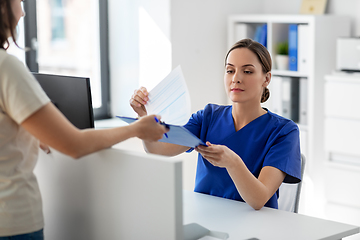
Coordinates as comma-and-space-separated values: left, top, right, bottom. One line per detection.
195, 141, 240, 168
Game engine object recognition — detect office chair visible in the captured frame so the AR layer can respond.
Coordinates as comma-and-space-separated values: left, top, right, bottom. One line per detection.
278, 154, 306, 213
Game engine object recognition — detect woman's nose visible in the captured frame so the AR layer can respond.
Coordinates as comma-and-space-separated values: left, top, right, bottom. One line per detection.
232, 74, 241, 83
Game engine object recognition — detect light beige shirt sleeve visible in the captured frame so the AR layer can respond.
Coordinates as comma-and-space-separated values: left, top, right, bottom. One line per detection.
0, 53, 50, 124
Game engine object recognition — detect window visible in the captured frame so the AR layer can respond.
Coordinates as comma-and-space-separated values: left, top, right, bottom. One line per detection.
50, 0, 65, 41
23, 0, 110, 119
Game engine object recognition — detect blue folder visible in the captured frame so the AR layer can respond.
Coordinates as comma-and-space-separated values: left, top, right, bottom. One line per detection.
116, 116, 206, 148
288, 24, 298, 71
254, 24, 267, 48
259, 24, 267, 48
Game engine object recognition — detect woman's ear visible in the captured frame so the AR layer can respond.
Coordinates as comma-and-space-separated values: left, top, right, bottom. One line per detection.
262, 72, 271, 87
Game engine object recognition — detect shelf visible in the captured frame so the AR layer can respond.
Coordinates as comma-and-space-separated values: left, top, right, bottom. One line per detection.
272, 70, 308, 78
228, 14, 313, 24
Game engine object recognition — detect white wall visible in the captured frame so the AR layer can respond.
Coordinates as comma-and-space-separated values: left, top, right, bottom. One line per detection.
108, 0, 360, 116
108, 0, 264, 116
171, 0, 263, 113
108, 0, 171, 117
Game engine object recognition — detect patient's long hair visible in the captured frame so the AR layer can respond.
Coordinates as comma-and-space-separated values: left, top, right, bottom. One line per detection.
0, 0, 19, 49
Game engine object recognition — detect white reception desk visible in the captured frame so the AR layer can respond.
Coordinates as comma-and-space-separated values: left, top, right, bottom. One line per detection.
183, 190, 359, 240
35, 147, 359, 240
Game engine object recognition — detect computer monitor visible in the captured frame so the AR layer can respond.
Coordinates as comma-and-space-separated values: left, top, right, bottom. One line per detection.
32, 73, 94, 129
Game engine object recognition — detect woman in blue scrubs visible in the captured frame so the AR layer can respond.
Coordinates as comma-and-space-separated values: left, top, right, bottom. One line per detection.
130, 38, 301, 210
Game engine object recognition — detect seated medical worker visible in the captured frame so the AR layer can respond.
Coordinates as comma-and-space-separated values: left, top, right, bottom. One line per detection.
130, 38, 301, 210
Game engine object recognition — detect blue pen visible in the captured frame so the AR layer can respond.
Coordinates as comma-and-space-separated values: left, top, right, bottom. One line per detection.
154, 117, 168, 138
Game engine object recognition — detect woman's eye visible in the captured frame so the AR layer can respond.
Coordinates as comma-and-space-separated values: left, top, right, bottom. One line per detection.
244, 70, 252, 74
226, 70, 233, 74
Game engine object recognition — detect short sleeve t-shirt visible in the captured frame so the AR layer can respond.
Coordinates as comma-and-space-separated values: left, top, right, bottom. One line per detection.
0, 49, 50, 236
183, 104, 301, 209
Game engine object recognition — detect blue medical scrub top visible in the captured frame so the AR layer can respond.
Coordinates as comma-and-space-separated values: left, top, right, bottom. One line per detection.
183, 104, 301, 209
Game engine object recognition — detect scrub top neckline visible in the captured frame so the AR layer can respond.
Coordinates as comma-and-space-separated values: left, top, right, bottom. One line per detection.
230, 106, 270, 133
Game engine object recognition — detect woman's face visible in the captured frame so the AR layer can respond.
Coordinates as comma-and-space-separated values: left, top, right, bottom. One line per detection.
11, 0, 25, 30
224, 47, 270, 104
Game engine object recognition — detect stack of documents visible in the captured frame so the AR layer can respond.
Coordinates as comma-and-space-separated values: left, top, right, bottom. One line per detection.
145, 65, 191, 126
117, 66, 205, 148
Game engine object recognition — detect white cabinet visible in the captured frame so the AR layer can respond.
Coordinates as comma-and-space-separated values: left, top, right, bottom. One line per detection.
324, 74, 360, 227
325, 75, 360, 120
325, 74, 360, 160
227, 15, 351, 196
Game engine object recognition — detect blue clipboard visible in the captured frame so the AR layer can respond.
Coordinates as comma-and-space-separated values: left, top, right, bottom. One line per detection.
116, 116, 206, 148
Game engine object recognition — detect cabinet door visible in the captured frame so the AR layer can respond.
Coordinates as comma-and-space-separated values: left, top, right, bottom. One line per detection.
325, 80, 360, 119
325, 118, 360, 156
325, 165, 360, 209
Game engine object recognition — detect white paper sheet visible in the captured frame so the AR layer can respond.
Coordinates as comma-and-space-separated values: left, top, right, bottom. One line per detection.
145, 65, 191, 125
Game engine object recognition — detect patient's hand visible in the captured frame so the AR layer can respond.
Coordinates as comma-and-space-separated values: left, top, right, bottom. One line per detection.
133, 114, 169, 141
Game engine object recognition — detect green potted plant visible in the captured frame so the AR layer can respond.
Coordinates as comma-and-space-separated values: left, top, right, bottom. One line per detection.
275, 41, 289, 70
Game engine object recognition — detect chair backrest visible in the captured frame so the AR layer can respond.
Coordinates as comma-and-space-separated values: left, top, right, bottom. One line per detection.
278, 154, 306, 213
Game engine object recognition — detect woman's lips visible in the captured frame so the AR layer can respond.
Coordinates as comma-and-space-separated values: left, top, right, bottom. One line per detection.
231, 88, 244, 92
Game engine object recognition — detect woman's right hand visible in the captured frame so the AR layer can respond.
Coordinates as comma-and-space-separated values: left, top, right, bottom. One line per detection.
132, 114, 169, 142
130, 87, 149, 117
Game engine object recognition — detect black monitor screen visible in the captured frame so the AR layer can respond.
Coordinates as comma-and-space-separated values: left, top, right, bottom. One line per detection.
32, 73, 94, 129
